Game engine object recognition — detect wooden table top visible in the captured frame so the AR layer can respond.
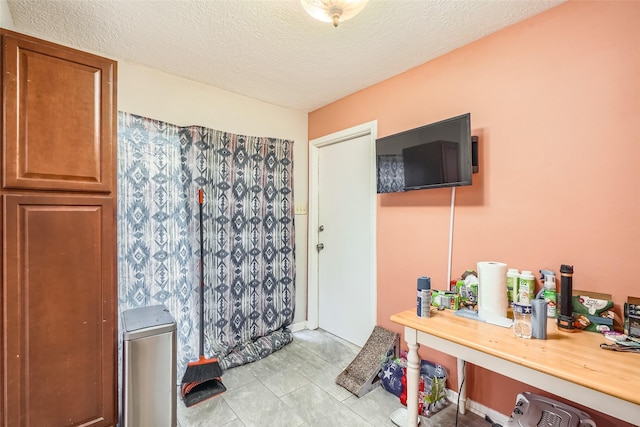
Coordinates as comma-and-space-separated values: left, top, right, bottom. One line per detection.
391, 308, 640, 406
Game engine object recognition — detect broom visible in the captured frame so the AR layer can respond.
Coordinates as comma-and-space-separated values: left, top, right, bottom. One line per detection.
181, 188, 226, 407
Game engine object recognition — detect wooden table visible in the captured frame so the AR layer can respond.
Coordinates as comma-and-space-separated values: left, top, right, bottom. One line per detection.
390, 308, 640, 426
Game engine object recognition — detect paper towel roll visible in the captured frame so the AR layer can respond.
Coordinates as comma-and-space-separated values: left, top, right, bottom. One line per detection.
477, 261, 508, 322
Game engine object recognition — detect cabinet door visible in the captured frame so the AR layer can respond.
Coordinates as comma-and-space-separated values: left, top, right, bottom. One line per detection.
3, 194, 116, 427
1, 31, 116, 193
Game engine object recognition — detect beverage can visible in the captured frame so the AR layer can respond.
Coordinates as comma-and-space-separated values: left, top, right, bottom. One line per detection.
417, 276, 431, 318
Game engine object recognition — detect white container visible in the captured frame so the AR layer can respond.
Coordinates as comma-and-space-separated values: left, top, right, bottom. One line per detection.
518, 271, 535, 304
506, 268, 519, 307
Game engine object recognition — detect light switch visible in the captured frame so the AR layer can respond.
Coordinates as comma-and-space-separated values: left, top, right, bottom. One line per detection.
294, 203, 307, 215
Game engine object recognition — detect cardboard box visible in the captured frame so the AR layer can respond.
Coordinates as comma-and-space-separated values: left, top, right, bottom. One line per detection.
570, 290, 615, 333
431, 290, 459, 310
455, 281, 478, 310
624, 296, 640, 338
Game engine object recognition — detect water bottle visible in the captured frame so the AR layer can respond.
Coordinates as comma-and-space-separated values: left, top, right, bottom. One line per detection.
557, 265, 575, 331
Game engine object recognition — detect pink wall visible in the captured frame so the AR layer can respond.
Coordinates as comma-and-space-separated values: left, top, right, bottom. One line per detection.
308, 1, 639, 425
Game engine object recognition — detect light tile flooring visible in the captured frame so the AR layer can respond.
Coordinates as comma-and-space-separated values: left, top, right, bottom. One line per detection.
177, 329, 487, 427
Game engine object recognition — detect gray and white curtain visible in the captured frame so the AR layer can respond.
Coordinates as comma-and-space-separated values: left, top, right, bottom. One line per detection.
117, 112, 295, 377
377, 154, 405, 193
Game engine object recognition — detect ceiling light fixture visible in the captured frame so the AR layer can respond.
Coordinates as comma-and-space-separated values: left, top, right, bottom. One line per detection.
300, 0, 369, 27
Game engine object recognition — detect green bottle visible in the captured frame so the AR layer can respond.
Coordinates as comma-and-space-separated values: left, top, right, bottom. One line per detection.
543, 273, 557, 318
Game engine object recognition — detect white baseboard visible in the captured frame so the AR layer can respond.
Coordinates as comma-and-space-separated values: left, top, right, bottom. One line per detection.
289, 321, 307, 332
445, 388, 510, 425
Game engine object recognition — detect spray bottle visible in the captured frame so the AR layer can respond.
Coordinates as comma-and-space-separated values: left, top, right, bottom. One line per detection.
539, 270, 557, 318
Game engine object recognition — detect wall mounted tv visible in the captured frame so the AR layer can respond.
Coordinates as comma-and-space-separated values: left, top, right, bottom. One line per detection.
376, 113, 472, 193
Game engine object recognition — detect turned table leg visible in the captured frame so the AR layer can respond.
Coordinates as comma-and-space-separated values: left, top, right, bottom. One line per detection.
457, 358, 467, 415
404, 327, 420, 427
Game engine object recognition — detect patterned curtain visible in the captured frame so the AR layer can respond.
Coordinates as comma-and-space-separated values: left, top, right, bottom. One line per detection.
117, 112, 295, 377
377, 154, 405, 193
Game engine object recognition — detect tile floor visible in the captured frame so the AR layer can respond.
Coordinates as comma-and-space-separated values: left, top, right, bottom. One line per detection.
177, 328, 488, 427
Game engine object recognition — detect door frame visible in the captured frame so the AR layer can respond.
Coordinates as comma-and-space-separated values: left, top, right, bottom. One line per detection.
307, 120, 378, 332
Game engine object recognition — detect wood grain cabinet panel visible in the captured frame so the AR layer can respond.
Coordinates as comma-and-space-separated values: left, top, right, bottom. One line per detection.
3, 194, 116, 426
1, 29, 117, 427
2, 31, 115, 193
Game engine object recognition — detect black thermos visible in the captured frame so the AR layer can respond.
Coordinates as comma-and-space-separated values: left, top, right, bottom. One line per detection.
557, 264, 575, 332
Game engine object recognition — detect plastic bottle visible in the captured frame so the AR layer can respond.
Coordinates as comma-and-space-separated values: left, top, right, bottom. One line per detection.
543, 273, 557, 318
506, 269, 519, 307
417, 276, 431, 318
518, 271, 535, 304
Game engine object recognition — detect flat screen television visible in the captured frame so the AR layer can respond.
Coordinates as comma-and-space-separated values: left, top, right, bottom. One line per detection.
375, 113, 472, 193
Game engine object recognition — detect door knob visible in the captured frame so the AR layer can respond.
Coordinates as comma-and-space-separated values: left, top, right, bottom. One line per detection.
316, 243, 325, 251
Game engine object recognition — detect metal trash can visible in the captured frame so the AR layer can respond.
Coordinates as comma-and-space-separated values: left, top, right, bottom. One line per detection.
122, 305, 177, 427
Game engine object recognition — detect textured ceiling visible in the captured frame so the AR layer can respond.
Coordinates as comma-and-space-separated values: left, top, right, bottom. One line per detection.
7, 0, 564, 112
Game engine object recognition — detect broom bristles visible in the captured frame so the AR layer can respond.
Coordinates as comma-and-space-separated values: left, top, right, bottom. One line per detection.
188, 355, 218, 366
181, 357, 223, 385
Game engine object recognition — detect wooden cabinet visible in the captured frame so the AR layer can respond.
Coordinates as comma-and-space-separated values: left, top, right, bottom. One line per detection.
3, 195, 116, 426
1, 29, 117, 426
2, 30, 115, 193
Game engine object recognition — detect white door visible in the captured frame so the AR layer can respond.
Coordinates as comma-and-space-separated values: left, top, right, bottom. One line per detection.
308, 122, 377, 347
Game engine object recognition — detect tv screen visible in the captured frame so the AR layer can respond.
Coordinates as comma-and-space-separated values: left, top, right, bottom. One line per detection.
376, 113, 472, 193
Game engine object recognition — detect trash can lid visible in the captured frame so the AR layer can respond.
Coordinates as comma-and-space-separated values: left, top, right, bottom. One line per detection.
122, 305, 176, 340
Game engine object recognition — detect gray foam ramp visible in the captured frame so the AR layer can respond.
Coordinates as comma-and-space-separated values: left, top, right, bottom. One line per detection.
336, 326, 399, 398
